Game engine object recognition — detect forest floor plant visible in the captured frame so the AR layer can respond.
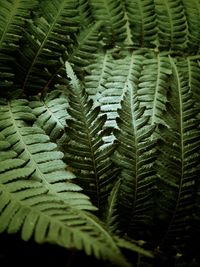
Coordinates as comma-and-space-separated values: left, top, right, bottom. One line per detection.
0, 0, 200, 266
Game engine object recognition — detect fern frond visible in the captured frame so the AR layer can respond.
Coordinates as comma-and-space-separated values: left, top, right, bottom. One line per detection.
105, 179, 120, 233
0, 134, 131, 267
182, 0, 200, 53
68, 22, 101, 73
0, 0, 37, 92
155, 0, 187, 50
113, 83, 156, 239
99, 50, 145, 129
30, 90, 69, 148
156, 57, 200, 248
15, 0, 79, 95
185, 58, 200, 110
0, 98, 94, 211
64, 62, 118, 213
138, 52, 172, 126
35, 22, 101, 97
125, 0, 157, 48
90, 0, 126, 45
78, 0, 94, 26
85, 50, 113, 102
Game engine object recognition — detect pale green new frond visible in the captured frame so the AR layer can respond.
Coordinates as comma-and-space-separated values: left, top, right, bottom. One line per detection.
113, 83, 156, 238
0, 98, 94, 211
156, 57, 200, 248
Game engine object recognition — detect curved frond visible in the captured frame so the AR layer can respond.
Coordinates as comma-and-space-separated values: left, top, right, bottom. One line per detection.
113, 83, 156, 239
0, 98, 94, 211
90, 0, 126, 44
15, 0, 79, 95
155, 0, 187, 50
0, 134, 131, 267
125, 0, 157, 48
64, 62, 118, 213
156, 57, 200, 248
0, 0, 37, 92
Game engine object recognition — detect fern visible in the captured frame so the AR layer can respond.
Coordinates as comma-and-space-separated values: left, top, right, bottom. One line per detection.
124, 0, 157, 48
0, 0, 37, 92
156, 57, 200, 248
30, 90, 69, 148
113, 83, 156, 239
1, 1, 200, 266
15, 0, 79, 95
138, 52, 172, 127
90, 0, 126, 45
0, 133, 132, 266
0, 98, 93, 210
182, 0, 200, 53
64, 62, 118, 214
155, 0, 187, 50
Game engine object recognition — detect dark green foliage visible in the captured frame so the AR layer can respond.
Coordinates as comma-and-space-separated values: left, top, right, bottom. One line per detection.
0, 1, 200, 266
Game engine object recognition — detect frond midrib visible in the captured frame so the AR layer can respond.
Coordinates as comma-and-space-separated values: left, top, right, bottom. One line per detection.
22, 0, 69, 90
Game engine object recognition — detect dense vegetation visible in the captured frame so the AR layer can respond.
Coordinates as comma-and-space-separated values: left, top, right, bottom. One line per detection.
0, 0, 200, 266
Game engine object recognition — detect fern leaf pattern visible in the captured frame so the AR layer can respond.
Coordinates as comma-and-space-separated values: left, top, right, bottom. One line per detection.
182, 0, 200, 53
155, 0, 187, 50
0, 133, 131, 267
90, 0, 126, 44
15, 0, 79, 94
102, 51, 145, 129
30, 90, 69, 147
138, 52, 172, 126
0, 0, 37, 91
113, 83, 156, 238
125, 0, 157, 48
0, 98, 93, 210
64, 62, 118, 213
157, 57, 200, 248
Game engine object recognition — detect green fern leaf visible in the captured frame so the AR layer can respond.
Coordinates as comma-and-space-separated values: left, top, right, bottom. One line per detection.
155, 0, 187, 50
0, 135, 131, 267
30, 90, 69, 148
64, 62, 118, 213
113, 82, 156, 239
78, 0, 94, 26
138, 52, 172, 126
0, 98, 94, 211
183, 58, 200, 112
90, 0, 126, 45
125, 0, 157, 48
182, 0, 200, 53
156, 57, 200, 248
15, 0, 79, 95
0, 0, 37, 92
105, 179, 120, 233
